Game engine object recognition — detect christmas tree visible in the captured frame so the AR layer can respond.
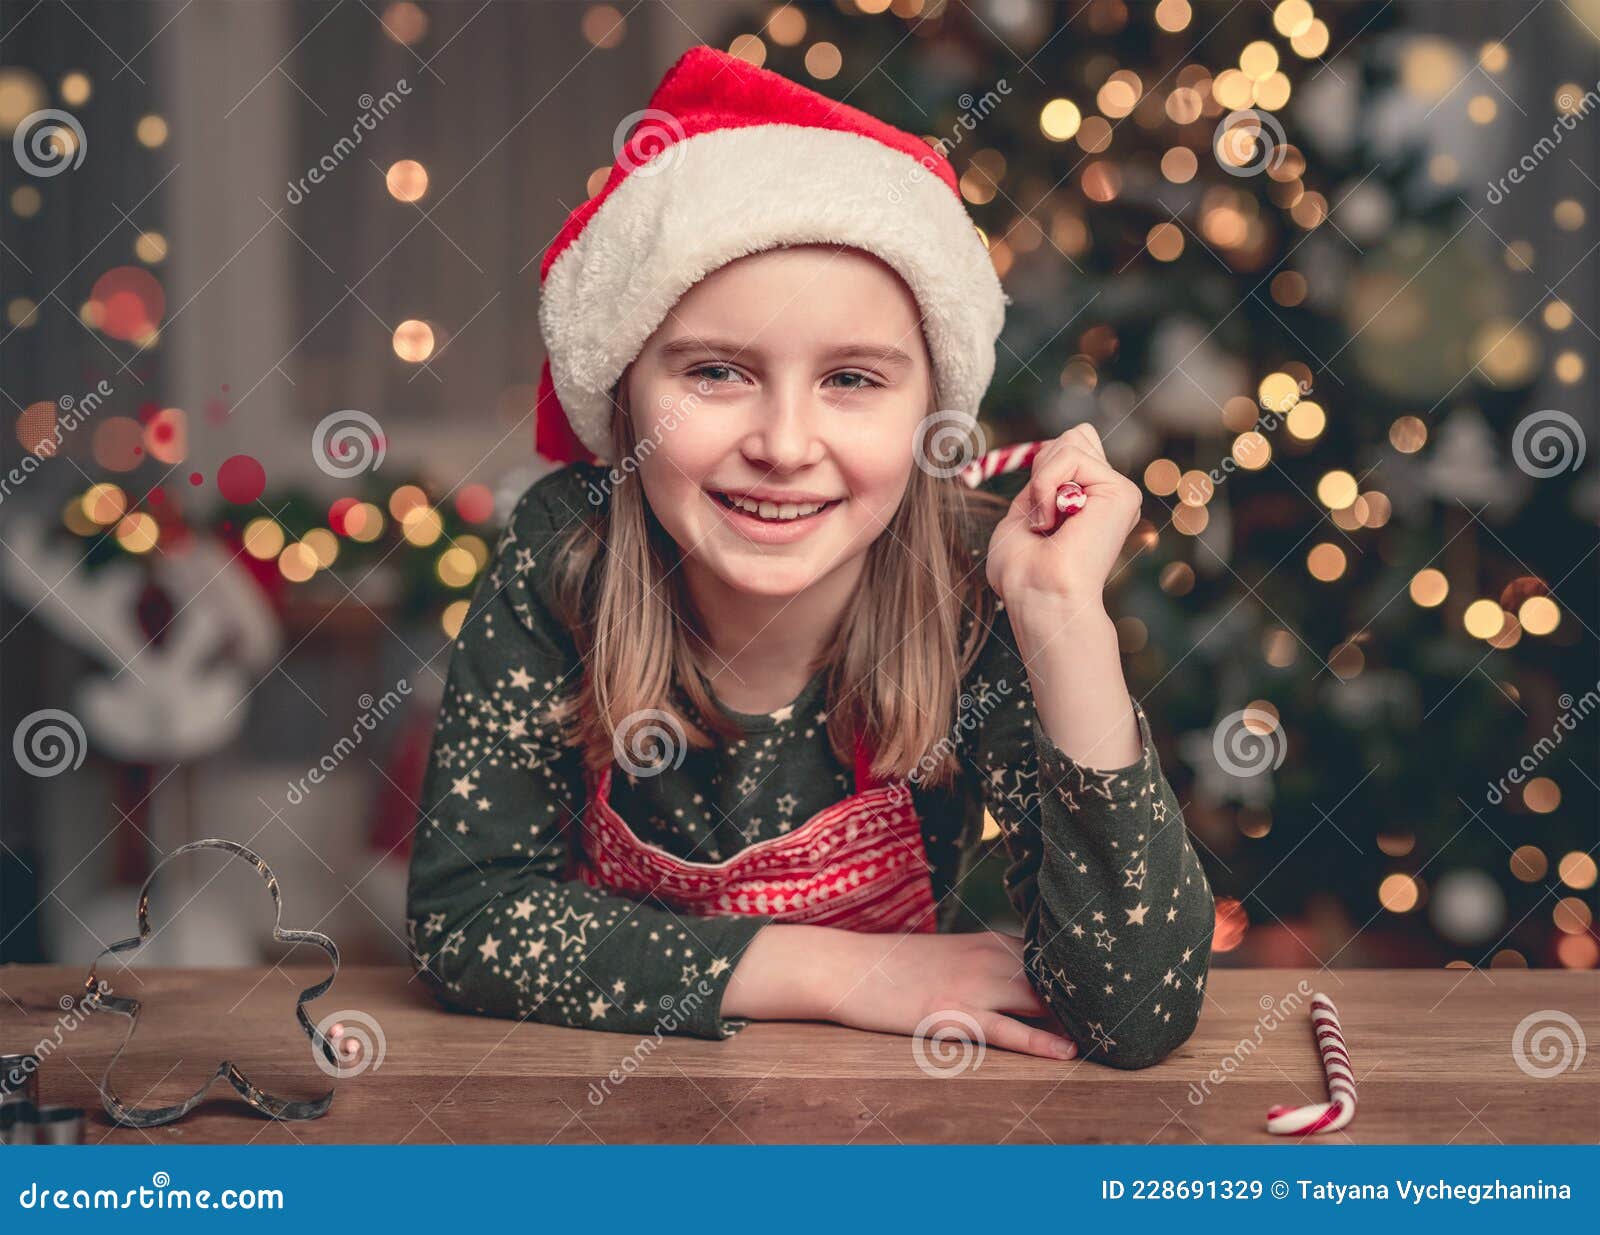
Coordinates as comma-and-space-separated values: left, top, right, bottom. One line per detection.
706, 0, 1598, 969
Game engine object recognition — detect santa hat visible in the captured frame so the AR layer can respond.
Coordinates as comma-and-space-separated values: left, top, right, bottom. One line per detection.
535, 45, 1010, 465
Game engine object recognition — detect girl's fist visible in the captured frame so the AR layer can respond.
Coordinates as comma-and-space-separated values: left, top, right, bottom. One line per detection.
984, 424, 1143, 614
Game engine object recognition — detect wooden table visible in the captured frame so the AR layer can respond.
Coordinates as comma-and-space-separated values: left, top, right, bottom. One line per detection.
3, 966, 1596, 1144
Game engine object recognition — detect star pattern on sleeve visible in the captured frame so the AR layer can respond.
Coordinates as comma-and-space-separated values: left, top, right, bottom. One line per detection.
956, 577, 1216, 1070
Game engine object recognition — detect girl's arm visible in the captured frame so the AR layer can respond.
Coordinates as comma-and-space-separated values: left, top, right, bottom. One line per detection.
406, 473, 770, 1041
968, 428, 1216, 1069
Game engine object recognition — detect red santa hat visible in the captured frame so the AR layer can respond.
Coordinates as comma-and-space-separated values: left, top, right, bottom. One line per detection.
535, 44, 1010, 465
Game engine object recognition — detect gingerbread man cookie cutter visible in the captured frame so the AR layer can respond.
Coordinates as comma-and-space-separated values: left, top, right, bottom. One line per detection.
80, 838, 342, 1127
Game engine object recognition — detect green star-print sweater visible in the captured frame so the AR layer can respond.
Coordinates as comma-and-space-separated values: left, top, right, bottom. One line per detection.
405, 462, 1215, 1069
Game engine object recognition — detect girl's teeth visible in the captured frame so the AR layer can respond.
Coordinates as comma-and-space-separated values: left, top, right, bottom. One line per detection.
725, 494, 828, 521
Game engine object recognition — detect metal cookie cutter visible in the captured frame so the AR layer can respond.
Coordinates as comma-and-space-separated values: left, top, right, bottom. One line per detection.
80, 838, 342, 1127
1, 1054, 85, 1144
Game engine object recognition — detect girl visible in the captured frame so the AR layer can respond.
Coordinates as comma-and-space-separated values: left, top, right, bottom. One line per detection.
406, 46, 1213, 1069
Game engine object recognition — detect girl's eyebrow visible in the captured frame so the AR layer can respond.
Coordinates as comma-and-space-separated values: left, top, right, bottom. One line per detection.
657, 337, 913, 367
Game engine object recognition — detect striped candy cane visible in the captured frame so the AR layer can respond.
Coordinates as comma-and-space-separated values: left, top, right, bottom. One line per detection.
1266, 992, 1357, 1136
956, 441, 1087, 518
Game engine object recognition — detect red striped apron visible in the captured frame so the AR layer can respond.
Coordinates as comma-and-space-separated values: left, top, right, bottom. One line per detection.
575, 729, 938, 933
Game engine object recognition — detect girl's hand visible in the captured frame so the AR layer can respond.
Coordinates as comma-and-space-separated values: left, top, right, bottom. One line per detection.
983, 424, 1144, 614
724, 925, 1077, 1061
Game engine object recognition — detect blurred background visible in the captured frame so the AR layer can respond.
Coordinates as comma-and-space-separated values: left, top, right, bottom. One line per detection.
1, 0, 1595, 978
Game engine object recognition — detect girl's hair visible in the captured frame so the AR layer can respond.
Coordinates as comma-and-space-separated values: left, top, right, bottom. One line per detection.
546, 317, 1010, 791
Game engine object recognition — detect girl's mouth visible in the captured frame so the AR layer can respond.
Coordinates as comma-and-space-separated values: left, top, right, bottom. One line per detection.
705, 489, 844, 543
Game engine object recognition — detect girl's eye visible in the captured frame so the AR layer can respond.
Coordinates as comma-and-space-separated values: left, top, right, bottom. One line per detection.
688, 364, 746, 385
826, 371, 883, 390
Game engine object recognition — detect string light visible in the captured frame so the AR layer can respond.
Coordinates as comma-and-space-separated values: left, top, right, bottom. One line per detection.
1559, 853, 1598, 890
1144, 458, 1180, 495
82, 483, 127, 525
115, 512, 159, 554
303, 528, 339, 568
392, 320, 435, 363
1518, 595, 1560, 635
135, 231, 168, 263
346, 502, 385, 543
1524, 777, 1560, 813
1039, 97, 1081, 141
1273, 0, 1315, 38
728, 34, 766, 66
62, 497, 98, 536
804, 41, 841, 80
580, 3, 626, 49
1154, 0, 1191, 31
457, 534, 490, 569
766, 4, 806, 46
242, 517, 285, 560
136, 114, 168, 147
1306, 543, 1346, 581
1510, 846, 1547, 882
386, 159, 428, 202
1462, 599, 1506, 640
1389, 415, 1427, 452
60, 71, 91, 106
388, 485, 428, 522
1286, 400, 1325, 440
1379, 874, 1420, 913
1146, 221, 1183, 260
1290, 20, 1330, 58
402, 505, 444, 547
436, 546, 477, 587
441, 598, 470, 638
278, 542, 318, 583
1315, 469, 1357, 509
381, 1, 428, 45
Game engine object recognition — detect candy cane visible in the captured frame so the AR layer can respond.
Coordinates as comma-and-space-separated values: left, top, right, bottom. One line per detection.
956, 441, 1047, 488
1266, 992, 1357, 1136
956, 441, 1087, 519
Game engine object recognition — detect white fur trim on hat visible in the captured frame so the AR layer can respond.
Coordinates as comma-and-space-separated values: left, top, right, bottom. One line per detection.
539, 123, 1010, 462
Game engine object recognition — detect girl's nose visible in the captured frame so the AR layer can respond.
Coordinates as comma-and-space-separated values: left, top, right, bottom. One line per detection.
742, 389, 823, 471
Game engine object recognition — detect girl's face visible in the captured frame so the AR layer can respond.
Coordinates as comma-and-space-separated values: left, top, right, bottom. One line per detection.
624, 245, 933, 599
